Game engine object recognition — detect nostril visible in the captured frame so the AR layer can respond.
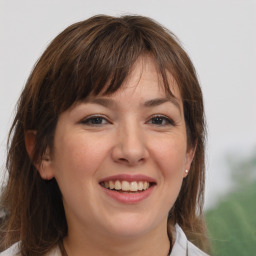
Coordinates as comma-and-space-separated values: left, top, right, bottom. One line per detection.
117, 157, 145, 166
117, 158, 129, 164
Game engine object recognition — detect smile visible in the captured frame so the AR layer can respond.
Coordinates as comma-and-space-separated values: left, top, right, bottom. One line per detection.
99, 174, 156, 203
100, 180, 152, 193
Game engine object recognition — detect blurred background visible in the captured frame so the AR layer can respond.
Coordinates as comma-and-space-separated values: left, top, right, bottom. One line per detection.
0, 0, 255, 255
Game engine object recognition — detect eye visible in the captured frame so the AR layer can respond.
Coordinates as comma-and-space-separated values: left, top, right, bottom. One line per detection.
148, 115, 175, 126
80, 115, 110, 126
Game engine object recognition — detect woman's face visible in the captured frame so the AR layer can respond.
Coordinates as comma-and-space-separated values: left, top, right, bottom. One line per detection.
44, 56, 194, 240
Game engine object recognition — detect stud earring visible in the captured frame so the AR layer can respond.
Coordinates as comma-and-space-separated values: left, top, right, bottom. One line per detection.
185, 169, 188, 174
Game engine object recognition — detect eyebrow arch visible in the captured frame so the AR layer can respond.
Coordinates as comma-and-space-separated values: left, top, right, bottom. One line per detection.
144, 97, 181, 112
85, 98, 116, 108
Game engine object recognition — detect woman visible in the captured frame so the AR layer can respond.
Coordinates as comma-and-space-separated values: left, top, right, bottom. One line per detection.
0, 15, 209, 255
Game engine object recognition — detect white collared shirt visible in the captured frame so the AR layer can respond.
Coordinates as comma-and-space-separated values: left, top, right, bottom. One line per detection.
170, 224, 209, 256
0, 224, 209, 256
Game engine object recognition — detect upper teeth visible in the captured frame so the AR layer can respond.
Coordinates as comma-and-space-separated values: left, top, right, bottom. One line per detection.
102, 180, 150, 192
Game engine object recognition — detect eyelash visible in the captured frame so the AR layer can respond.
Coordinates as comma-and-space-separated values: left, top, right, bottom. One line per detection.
80, 115, 110, 126
147, 115, 175, 126
80, 114, 175, 127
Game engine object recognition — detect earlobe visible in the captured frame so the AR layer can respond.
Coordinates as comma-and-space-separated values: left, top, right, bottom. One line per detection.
39, 148, 54, 180
37, 159, 54, 180
184, 145, 196, 178
25, 130, 54, 180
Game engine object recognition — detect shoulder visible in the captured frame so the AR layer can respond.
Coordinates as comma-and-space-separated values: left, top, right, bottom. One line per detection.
0, 243, 61, 256
0, 242, 20, 256
170, 224, 209, 256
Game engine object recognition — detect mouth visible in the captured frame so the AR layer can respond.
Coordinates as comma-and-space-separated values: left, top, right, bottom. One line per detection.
99, 174, 157, 203
99, 180, 155, 193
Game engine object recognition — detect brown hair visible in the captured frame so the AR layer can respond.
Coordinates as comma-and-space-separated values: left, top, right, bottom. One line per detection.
0, 15, 208, 255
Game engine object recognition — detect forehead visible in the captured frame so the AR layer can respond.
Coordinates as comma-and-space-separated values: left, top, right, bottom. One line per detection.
111, 55, 181, 100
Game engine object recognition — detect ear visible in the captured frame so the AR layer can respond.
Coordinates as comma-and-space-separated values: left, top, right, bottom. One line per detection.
183, 144, 197, 178
25, 130, 54, 180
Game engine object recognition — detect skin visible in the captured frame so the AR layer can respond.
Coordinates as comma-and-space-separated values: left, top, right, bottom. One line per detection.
26, 55, 194, 256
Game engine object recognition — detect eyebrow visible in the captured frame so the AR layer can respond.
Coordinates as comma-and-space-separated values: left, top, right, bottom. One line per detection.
143, 97, 181, 112
85, 97, 181, 112
86, 98, 116, 108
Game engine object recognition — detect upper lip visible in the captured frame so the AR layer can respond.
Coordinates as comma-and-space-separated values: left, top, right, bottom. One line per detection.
99, 174, 157, 183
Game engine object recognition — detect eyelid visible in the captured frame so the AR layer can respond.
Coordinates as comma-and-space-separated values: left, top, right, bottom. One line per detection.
80, 114, 112, 125
147, 114, 175, 126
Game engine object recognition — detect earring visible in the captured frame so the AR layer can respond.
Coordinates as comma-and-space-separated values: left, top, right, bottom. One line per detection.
185, 169, 188, 174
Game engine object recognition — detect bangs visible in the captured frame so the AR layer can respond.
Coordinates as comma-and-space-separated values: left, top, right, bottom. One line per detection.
45, 15, 177, 115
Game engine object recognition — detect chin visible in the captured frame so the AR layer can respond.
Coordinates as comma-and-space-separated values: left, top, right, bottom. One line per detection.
101, 213, 160, 239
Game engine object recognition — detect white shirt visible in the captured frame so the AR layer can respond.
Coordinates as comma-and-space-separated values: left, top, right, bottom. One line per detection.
170, 224, 209, 256
0, 224, 209, 256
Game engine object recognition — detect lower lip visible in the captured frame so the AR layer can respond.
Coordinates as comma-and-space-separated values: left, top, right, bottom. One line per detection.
100, 185, 155, 204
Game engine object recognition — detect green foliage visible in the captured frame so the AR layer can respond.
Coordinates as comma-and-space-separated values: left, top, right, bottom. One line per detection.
205, 151, 256, 256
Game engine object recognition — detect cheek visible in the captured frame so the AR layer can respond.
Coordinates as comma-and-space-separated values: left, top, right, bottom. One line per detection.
52, 134, 110, 210
149, 140, 186, 215
151, 136, 188, 176
53, 133, 109, 179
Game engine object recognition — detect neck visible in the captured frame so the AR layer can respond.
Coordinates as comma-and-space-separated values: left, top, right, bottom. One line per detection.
63, 221, 171, 256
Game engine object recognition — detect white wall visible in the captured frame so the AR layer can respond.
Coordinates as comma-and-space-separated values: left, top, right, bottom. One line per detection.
1, 0, 256, 209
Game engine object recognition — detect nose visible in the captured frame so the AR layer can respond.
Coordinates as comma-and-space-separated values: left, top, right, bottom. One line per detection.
111, 123, 149, 166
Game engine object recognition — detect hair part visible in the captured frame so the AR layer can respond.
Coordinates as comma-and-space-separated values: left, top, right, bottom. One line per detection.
0, 14, 208, 255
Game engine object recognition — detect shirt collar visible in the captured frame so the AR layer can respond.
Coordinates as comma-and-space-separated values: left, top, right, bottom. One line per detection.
169, 224, 188, 256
